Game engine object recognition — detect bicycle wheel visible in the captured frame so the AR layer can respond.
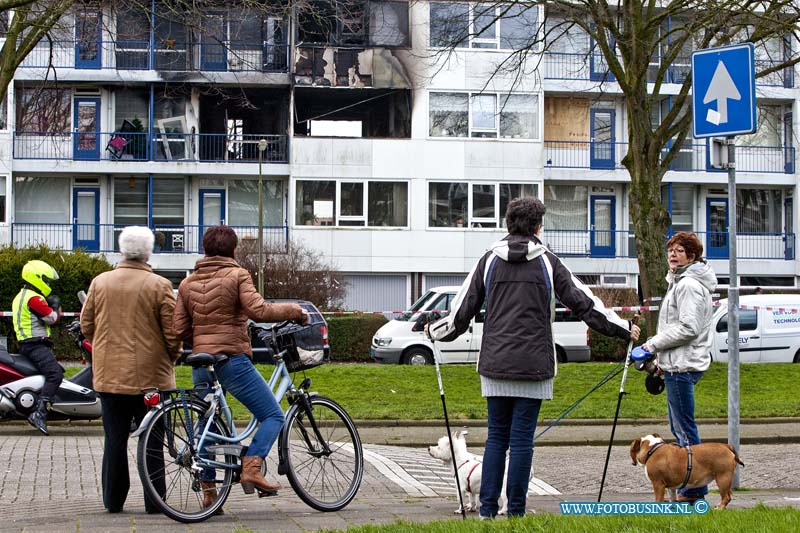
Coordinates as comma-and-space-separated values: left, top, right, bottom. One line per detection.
280, 395, 363, 511
136, 398, 236, 523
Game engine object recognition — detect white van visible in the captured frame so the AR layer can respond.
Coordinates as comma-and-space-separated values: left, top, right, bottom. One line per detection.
711, 294, 800, 363
370, 286, 590, 365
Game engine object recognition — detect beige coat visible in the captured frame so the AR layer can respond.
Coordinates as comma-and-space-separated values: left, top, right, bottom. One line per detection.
174, 256, 303, 357
81, 260, 181, 394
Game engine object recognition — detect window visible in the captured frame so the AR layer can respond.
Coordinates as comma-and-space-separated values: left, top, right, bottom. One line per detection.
738, 106, 782, 147
430, 181, 538, 228
368, 182, 408, 226
0, 94, 6, 130
296, 180, 408, 227
429, 2, 469, 48
429, 93, 468, 137
152, 178, 185, 227
15, 177, 70, 223
544, 184, 588, 230
430, 91, 538, 139
114, 177, 148, 227
229, 180, 283, 226
0, 176, 5, 222
737, 189, 781, 233
16, 88, 71, 134
716, 310, 758, 333
340, 182, 365, 226
500, 94, 537, 138
297, 180, 336, 226
430, 2, 536, 50
471, 94, 497, 136
670, 184, 694, 234
115, 89, 149, 130
298, 0, 409, 46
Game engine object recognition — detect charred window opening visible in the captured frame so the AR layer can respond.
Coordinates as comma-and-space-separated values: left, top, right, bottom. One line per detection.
199, 88, 289, 161
294, 88, 410, 138
298, 0, 409, 47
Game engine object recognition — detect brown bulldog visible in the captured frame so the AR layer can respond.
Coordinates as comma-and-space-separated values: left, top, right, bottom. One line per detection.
629, 433, 744, 509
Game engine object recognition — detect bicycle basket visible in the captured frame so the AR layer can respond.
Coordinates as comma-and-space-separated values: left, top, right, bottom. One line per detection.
260, 323, 328, 372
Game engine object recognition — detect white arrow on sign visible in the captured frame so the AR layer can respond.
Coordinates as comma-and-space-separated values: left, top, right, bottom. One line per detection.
702, 60, 741, 125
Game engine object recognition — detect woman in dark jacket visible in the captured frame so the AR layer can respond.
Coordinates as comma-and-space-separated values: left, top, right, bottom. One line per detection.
174, 225, 308, 511
430, 197, 639, 518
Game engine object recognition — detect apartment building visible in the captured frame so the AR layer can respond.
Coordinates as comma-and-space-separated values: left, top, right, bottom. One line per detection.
0, 2, 796, 311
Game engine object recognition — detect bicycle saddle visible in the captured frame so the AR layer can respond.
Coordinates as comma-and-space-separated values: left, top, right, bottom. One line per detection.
184, 353, 226, 368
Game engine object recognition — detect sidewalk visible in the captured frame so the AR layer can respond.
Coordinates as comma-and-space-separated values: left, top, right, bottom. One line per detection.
1, 421, 799, 532
14, 416, 800, 447
354, 417, 800, 447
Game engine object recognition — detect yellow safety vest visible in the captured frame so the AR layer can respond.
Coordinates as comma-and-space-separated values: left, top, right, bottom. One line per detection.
12, 287, 51, 341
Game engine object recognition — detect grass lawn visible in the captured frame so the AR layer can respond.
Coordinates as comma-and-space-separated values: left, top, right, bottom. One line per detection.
69, 361, 800, 421
319, 504, 800, 533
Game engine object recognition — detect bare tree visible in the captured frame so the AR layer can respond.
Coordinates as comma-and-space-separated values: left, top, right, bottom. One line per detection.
0, 1, 76, 104
431, 1, 800, 304
236, 238, 348, 311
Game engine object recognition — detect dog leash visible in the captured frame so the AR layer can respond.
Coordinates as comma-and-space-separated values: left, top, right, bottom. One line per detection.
534, 361, 624, 441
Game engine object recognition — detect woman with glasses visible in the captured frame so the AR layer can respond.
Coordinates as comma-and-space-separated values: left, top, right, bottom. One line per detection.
642, 231, 717, 504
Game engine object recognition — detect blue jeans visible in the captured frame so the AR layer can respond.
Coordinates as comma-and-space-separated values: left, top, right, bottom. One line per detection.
480, 396, 542, 518
192, 355, 284, 473
664, 371, 707, 499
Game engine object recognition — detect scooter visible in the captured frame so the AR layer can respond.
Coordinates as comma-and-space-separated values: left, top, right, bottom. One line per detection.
0, 292, 101, 423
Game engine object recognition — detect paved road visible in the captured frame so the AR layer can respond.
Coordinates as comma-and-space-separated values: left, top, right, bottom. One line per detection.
1, 426, 799, 532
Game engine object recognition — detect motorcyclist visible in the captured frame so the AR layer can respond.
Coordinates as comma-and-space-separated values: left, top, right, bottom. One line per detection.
11, 260, 63, 435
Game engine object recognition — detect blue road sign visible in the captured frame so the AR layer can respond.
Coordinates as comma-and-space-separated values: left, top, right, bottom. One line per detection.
692, 43, 757, 138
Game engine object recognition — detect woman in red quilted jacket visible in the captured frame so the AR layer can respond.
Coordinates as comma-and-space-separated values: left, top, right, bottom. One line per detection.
174, 225, 308, 511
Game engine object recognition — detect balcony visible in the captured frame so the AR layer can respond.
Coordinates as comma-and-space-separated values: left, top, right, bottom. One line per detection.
10, 223, 288, 254
544, 52, 794, 88
13, 132, 289, 163
18, 40, 289, 73
544, 141, 795, 174
544, 230, 795, 260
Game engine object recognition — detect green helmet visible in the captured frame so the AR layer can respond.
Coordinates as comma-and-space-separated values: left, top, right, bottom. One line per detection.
22, 260, 59, 297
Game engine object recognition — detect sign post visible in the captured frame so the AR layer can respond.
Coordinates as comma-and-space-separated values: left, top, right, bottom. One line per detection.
692, 43, 756, 489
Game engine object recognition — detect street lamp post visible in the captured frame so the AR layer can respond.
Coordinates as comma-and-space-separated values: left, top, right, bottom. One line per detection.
257, 138, 268, 295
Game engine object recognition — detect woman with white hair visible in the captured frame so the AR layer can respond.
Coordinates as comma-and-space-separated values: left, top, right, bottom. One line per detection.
81, 226, 182, 514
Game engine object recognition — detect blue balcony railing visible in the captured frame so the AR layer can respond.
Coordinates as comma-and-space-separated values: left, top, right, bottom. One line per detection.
13, 132, 289, 163
544, 230, 795, 260
545, 52, 794, 88
11, 223, 289, 254
544, 141, 796, 174
19, 39, 289, 73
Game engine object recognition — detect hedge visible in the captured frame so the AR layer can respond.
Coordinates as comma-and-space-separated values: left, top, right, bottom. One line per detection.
0, 245, 113, 360
327, 314, 388, 362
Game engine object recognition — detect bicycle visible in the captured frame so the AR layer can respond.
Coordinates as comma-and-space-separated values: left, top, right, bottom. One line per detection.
133, 320, 364, 523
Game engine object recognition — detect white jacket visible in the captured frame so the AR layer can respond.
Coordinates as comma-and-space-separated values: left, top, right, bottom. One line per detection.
648, 262, 717, 373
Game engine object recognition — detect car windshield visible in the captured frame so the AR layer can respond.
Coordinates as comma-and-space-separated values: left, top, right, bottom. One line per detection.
256, 302, 325, 327
397, 290, 437, 321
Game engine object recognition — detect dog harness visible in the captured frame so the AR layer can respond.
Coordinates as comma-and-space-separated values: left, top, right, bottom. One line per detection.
458, 459, 482, 494
678, 446, 694, 490
642, 441, 666, 463
643, 442, 694, 490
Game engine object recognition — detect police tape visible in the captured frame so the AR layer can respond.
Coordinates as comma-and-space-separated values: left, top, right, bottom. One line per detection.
2, 303, 799, 318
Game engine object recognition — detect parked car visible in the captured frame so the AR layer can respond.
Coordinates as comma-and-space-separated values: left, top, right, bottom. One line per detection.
250, 299, 330, 365
370, 286, 590, 365
711, 294, 800, 363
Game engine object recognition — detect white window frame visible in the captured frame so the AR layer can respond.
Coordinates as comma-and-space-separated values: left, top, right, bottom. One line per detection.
337, 180, 367, 226
429, 90, 539, 140
429, 2, 540, 52
295, 178, 410, 229
428, 180, 539, 229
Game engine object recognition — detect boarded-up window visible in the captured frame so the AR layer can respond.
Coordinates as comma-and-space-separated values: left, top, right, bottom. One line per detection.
544, 98, 589, 142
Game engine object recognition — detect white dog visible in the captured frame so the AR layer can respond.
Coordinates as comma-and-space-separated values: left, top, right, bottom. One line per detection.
427, 431, 515, 515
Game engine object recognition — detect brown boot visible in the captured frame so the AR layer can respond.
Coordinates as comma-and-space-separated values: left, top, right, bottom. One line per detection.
240, 456, 280, 495
200, 481, 224, 515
